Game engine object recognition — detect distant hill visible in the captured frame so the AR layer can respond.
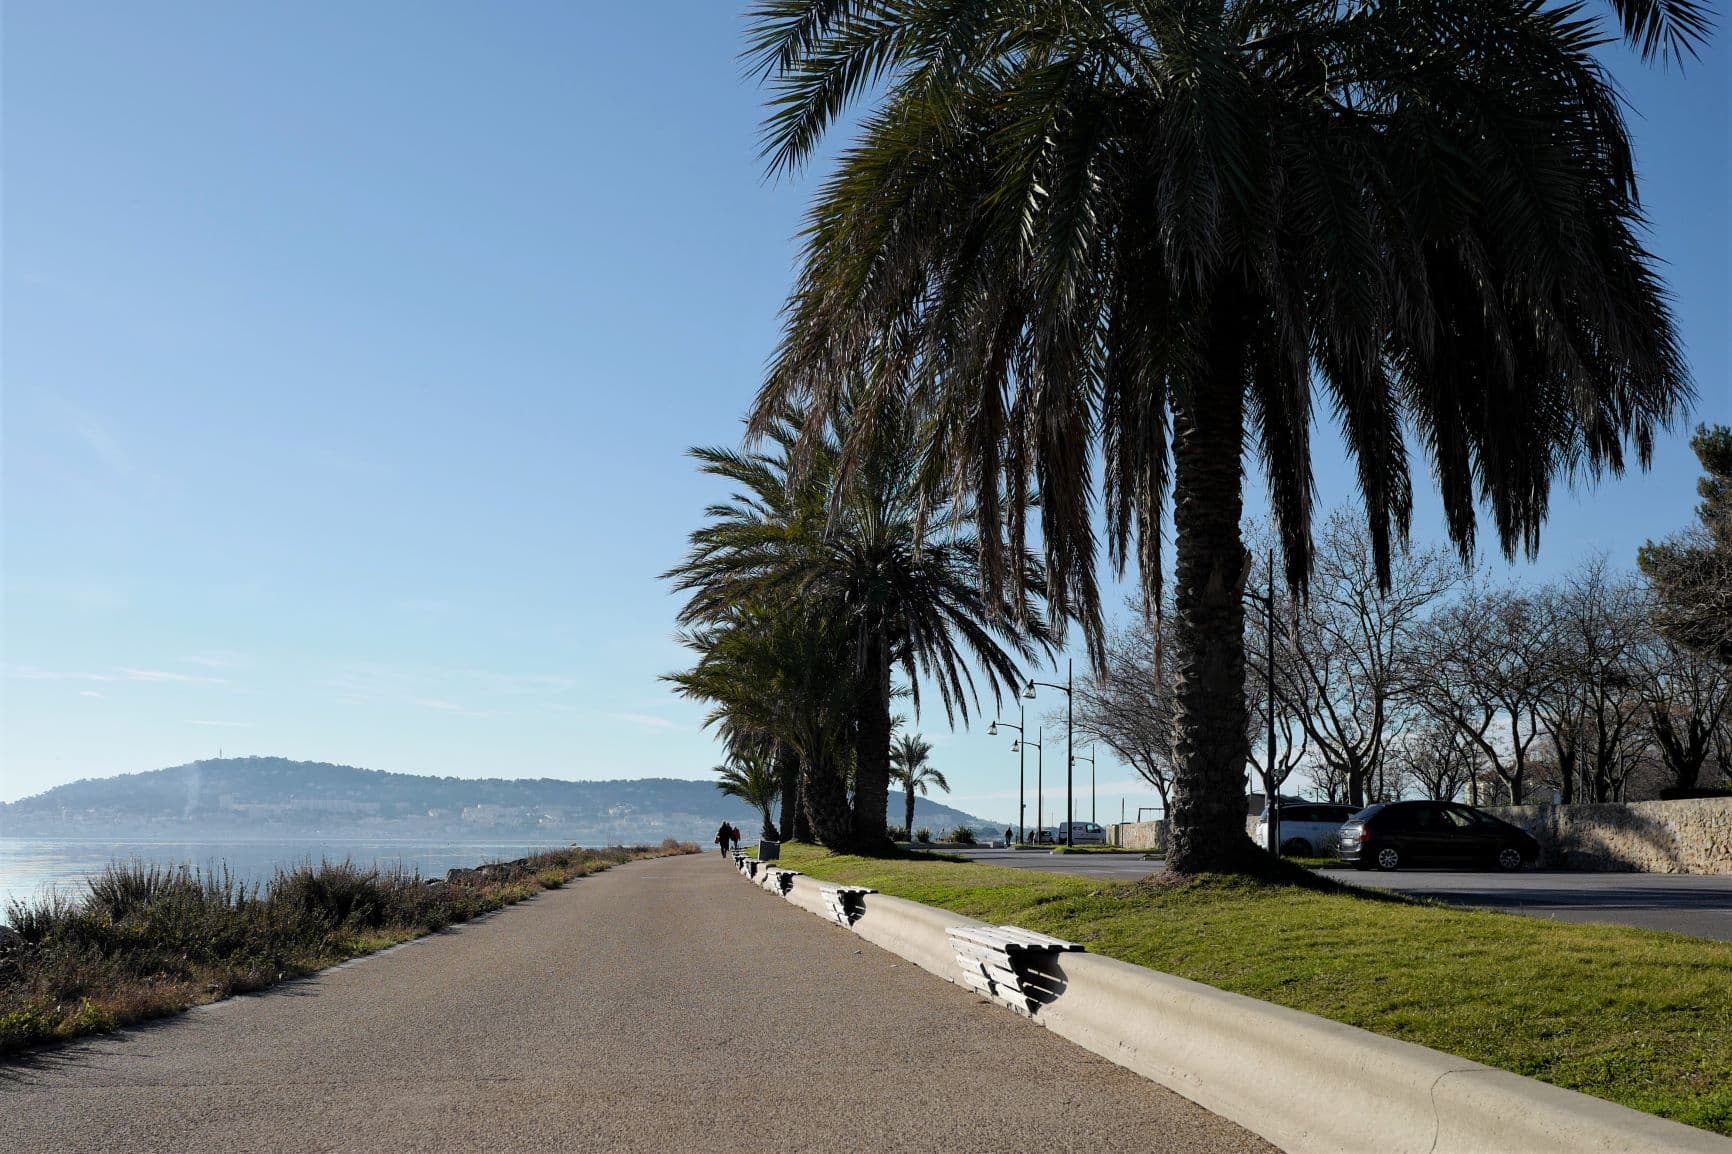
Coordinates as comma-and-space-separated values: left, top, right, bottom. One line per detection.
0, 757, 1002, 843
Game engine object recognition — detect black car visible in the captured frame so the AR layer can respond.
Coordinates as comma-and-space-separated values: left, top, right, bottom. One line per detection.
1336, 801, 1540, 871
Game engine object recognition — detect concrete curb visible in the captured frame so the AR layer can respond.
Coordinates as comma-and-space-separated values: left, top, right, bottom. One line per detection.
740, 860, 1731, 1154
781, 873, 831, 919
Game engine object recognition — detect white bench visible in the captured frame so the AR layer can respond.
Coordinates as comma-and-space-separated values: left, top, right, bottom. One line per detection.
947, 925, 1083, 1015
818, 884, 874, 926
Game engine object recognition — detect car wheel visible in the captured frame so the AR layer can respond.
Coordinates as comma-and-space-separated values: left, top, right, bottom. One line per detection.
1280, 838, 1311, 857
1496, 846, 1524, 871
1375, 846, 1401, 871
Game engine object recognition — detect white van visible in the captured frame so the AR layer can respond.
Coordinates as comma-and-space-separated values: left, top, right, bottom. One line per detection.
1056, 820, 1107, 845
1255, 803, 1359, 856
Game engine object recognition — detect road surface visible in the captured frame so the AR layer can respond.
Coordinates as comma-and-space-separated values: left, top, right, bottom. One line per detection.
1331, 868, 1732, 941
955, 846, 1167, 880
0, 852, 1270, 1154
948, 848, 1732, 940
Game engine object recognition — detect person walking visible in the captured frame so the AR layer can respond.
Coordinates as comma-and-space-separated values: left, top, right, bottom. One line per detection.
716, 820, 733, 857
729, 824, 742, 853
1004, 827, 1013, 848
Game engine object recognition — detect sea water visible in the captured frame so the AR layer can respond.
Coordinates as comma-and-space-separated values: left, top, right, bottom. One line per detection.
0, 837, 575, 916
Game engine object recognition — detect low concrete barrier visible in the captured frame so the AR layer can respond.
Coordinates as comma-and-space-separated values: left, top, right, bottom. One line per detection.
1037, 951, 1726, 1153
733, 858, 1729, 1153
851, 893, 988, 982
781, 873, 832, 919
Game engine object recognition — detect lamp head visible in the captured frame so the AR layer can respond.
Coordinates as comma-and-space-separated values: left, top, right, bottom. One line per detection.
987, 722, 997, 736
1023, 682, 1037, 700
1008, 740, 1020, 753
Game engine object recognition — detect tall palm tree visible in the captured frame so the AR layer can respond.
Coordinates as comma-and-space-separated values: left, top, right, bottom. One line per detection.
745, 0, 1698, 874
890, 733, 949, 840
667, 403, 1053, 850
714, 749, 782, 841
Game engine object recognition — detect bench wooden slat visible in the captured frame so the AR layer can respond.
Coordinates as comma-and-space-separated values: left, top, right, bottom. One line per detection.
950, 925, 1081, 952
947, 924, 1084, 1015
818, 884, 874, 926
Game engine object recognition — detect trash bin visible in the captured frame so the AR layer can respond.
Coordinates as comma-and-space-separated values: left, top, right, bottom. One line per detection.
757, 839, 781, 861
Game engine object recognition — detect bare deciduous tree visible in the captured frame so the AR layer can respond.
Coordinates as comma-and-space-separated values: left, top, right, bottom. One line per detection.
1531, 559, 1651, 803
1410, 585, 1551, 804
1282, 511, 1463, 807
1393, 715, 1482, 802
1070, 610, 1178, 813
1631, 608, 1732, 795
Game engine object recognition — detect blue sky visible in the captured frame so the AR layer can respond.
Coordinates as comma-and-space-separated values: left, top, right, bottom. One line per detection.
3, 3, 1727, 820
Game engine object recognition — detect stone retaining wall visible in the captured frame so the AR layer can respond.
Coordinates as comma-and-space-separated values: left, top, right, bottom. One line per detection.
1484, 798, 1732, 874
1108, 820, 1167, 852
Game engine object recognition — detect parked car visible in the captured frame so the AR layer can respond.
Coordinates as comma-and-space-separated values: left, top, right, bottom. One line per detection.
1254, 803, 1359, 856
1056, 821, 1107, 845
1337, 801, 1540, 871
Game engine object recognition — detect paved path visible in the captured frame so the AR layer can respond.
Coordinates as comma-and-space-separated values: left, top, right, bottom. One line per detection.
948, 849, 1732, 939
0, 853, 1270, 1154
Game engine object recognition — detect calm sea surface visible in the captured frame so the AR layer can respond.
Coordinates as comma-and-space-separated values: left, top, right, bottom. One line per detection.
0, 837, 577, 916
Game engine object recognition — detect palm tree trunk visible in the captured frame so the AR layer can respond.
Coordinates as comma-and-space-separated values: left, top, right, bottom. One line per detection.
904, 785, 916, 839
851, 629, 893, 850
775, 744, 799, 841
793, 770, 812, 841
1166, 307, 1259, 876
801, 751, 852, 849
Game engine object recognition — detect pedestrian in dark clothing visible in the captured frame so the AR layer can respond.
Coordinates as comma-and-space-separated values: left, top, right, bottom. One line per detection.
730, 825, 743, 853
716, 821, 733, 856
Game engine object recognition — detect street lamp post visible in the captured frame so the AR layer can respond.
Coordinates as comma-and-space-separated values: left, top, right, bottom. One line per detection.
1074, 744, 1096, 824
987, 701, 1029, 845
1006, 728, 1043, 843
1025, 660, 1075, 845
1242, 548, 1281, 856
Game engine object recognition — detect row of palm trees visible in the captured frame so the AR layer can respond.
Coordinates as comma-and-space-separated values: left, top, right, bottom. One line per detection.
665, 405, 1049, 850
674, 0, 1706, 872
713, 725, 950, 845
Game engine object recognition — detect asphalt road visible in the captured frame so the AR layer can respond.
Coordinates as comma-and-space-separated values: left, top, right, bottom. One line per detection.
0, 852, 1270, 1154
1330, 868, 1732, 941
948, 848, 1732, 940
953, 847, 1168, 881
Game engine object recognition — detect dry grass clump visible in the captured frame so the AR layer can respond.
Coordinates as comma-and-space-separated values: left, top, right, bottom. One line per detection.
0, 841, 696, 1057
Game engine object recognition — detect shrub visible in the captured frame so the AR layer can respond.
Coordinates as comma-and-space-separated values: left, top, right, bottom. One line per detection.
914, 828, 932, 843
0, 842, 695, 1057
886, 825, 909, 842
950, 825, 977, 845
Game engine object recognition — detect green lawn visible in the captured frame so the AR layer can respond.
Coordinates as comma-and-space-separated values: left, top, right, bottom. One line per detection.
770, 843, 1732, 1135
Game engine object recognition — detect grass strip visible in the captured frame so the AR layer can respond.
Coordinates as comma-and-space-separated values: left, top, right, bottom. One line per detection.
1, 840, 696, 1057
772, 843, 1732, 1136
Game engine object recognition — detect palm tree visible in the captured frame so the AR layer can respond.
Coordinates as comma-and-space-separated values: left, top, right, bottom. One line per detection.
666, 404, 1053, 850
890, 733, 949, 841
745, 0, 1698, 874
666, 603, 858, 847
715, 749, 782, 841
